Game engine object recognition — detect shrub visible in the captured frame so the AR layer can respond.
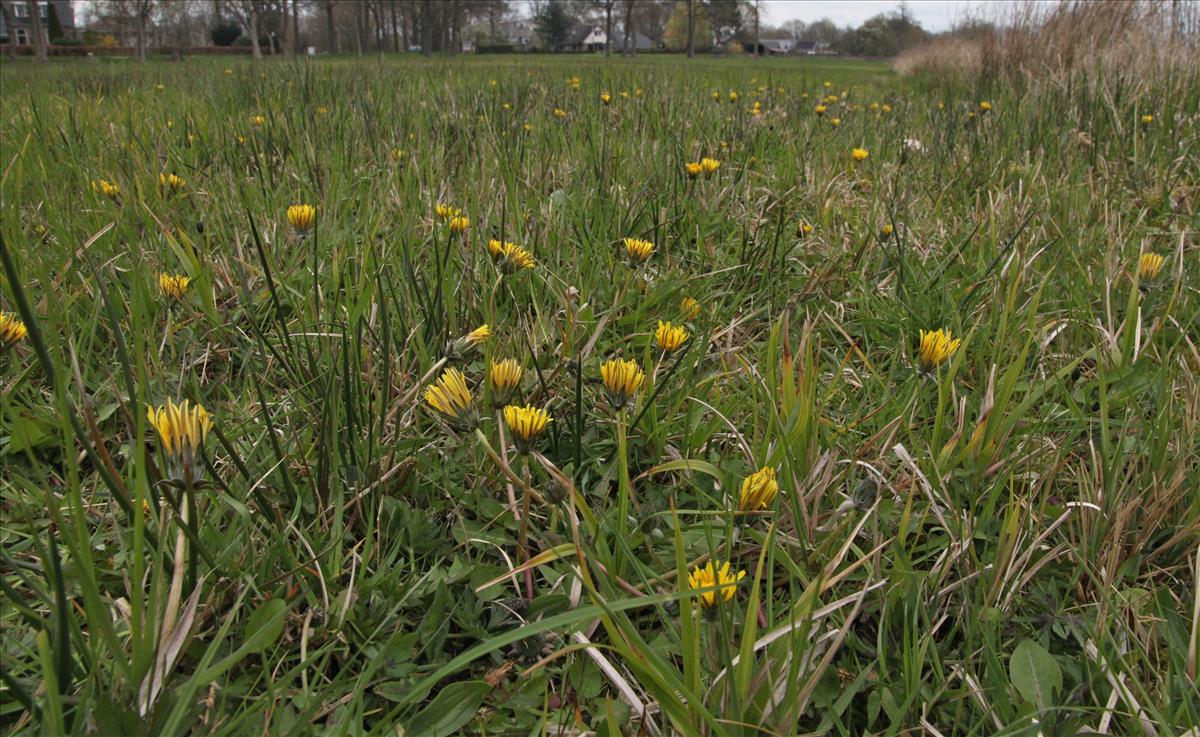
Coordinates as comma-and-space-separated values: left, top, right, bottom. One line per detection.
211, 23, 241, 47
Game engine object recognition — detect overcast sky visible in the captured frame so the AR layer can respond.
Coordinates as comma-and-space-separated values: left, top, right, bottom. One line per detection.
760, 1, 991, 33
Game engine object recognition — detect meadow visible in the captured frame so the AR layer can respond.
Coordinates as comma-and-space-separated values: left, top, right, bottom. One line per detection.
0, 53, 1197, 736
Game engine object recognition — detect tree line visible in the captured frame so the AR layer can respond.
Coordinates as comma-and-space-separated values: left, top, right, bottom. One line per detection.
3, 0, 935, 61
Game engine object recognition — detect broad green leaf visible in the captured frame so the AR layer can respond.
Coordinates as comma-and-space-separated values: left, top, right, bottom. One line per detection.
1009, 638, 1061, 709
405, 680, 490, 737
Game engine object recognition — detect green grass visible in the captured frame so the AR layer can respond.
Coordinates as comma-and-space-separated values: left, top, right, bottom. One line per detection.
1, 53, 1197, 736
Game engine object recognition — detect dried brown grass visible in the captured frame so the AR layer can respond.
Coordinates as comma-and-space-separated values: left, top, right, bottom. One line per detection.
894, 0, 1200, 83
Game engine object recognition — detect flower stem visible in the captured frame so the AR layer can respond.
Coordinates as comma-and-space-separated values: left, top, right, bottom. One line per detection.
615, 408, 632, 572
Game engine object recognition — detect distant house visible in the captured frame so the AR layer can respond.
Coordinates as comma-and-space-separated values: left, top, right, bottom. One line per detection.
796, 40, 833, 55
563, 25, 607, 52
559, 24, 656, 53
503, 22, 537, 51
755, 38, 795, 55
0, 0, 76, 46
614, 29, 656, 52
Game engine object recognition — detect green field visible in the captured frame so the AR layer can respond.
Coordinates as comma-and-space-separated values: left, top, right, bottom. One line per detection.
1, 54, 1197, 736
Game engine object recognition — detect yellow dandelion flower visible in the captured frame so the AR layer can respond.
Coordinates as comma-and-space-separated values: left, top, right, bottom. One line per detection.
487, 239, 535, 272
465, 324, 490, 346
622, 237, 655, 264
487, 239, 512, 259
423, 367, 476, 425
729, 90, 739, 103
389, 147, 406, 161
700, 157, 720, 175
1139, 252, 1165, 280
738, 467, 778, 512
798, 220, 813, 236
654, 320, 688, 353
1, 312, 29, 350
316, 105, 329, 114
553, 108, 567, 119
287, 204, 316, 233
490, 359, 523, 394
1140, 114, 1154, 126
979, 100, 992, 112
158, 273, 191, 301
685, 162, 703, 178
851, 147, 869, 162
917, 329, 962, 373
814, 104, 827, 116
502, 244, 536, 272
250, 114, 266, 126
224, 68, 233, 75
146, 398, 213, 467
448, 215, 470, 234
435, 203, 461, 221
687, 560, 746, 608
680, 297, 701, 320
159, 172, 186, 193
92, 179, 121, 200
882, 103, 892, 113
600, 358, 644, 410
711, 90, 720, 102
831, 117, 842, 128
503, 404, 551, 452
601, 92, 612, 105
880, 223, 894, 237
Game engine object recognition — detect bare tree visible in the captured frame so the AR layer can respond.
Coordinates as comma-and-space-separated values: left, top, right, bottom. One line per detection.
27, 0, 47, 61
390, 0, 399, 51
324, 0, 337, 52
420, 0, 432, 55
594, 0, 616, 56
0, 1, 17, 60
621, 0, 635, 53
230, 0, 263, 57
281, 0, 293, 55
752, 0, 761, 58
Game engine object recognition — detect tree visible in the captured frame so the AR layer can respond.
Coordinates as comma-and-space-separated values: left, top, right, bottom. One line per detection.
631, 0, 671, 43
805, 17, 840, 46
751, 0, 760, 57
593, 0, 616, 55
782, 18, 805, 41
0, 1, 18, 59
533, 0, 570, 51
230, 0, 262, 57
685, 0, 693, 57
211, 22, 240, 44
27, 0, 47, 61
47, 1, 63, 41
839, 8, 927, 57
706, 0, 744, 45
324, 0, 336, 52
664, 0, 709, 53
620, 0, 634, 54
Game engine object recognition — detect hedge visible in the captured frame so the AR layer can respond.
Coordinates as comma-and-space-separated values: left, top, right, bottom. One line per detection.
0, 45, 254, 57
